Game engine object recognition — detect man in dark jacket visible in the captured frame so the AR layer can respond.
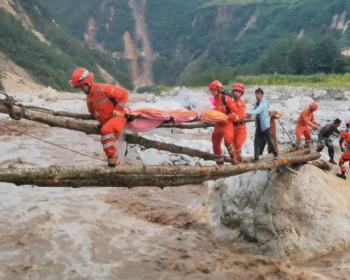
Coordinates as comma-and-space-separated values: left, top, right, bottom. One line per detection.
316, 118, 341, 164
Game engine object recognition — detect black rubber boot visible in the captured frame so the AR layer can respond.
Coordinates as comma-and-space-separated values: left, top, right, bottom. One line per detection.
336, 173, 347, 180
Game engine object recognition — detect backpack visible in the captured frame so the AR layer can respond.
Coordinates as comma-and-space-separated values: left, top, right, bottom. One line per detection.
221, 90, 233, 115
222, 89, 234, 98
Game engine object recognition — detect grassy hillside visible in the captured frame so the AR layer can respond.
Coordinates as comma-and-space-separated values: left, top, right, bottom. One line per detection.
203, 0, 296, 7
35, 0, 350, 87
147, 0, 350, 86
38, 0, 135, 53
0, 0, 133, 91
0, 67, 3, 91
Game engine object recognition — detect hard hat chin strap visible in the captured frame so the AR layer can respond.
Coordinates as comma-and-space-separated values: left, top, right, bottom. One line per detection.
84, 83, 92, 95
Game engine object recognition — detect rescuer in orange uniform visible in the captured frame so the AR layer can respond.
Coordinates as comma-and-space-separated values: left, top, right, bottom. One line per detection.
337, 120, 350, 180
295, 102, 321, 148
69, 68, 128, 167
232, 82, 247, 163
209, 80, 240, 165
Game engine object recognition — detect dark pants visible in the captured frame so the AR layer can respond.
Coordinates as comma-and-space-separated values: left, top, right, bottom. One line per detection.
316, 138, 334, 158
259, 138, 274, 155
254, 123, 278, 160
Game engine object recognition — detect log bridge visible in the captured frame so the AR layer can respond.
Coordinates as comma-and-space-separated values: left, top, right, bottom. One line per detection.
0, 100, 323, 188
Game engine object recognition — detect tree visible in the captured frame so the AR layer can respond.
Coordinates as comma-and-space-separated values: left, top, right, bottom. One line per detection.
289, 37, 316, 75
312, 37, 341, 74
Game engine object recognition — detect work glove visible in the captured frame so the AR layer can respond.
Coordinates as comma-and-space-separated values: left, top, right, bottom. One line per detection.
341, 148, 345, 153
113, 110, 125, 117
245, 113, 252, 119
125, 114, 136, 123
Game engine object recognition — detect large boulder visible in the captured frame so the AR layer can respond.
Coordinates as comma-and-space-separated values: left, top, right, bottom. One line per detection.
207, 165, 350, 262
313, 90, 327, 100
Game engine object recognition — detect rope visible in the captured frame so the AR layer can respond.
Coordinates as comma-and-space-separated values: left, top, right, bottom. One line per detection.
277, 118, 295, 147
0, 124, 106, 163
0, 91, 25, 120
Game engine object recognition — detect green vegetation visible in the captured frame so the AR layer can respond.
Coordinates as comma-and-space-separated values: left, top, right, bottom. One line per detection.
35, 0, 350, 88
136, 86, 155, 93
0, 67, 3, 91
146, 0, 217, 85
184, 36, 350, 87
154, 85, 173, 94
38, 0, 135, 52
146, 0, 350, 85
203, 0, 296, 7
0, 1, 132, 91
235, 73, 350, 86
136, 85, 173, 94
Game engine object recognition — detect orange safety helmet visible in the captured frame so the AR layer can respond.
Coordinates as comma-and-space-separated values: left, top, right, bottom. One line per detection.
233, 82, 245, 94
208, 80, 224, 92
309, 102, 319, 112
346, 119, 350, 127
69, 68, 94, 88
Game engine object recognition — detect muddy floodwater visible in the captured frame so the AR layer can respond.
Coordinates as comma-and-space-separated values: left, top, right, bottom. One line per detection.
0, 87, 350, 279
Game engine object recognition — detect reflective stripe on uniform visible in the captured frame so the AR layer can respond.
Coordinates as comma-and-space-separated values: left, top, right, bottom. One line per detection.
112, 151, 119, 158
118, 102, 126, 107
98, 98, 110, 106
94, 112, 99, 118
231, 112, 238, 119
216, 157, 224, 164
95, 88, 104, 92
227, 143, 233, 150
214, 154, 224, 158
103, 142, 115, 149
102, 133, 114, 141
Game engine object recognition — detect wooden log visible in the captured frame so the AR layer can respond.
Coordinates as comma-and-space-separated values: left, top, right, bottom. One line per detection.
0, 104, 101, 135
280, 166, 299, 175
23, 106, 94, 120
272, 118, 279, 152
0, 153, 321, 188
242, 147, 310, 163
307, 159, 332, 171
0, 104, 299, 163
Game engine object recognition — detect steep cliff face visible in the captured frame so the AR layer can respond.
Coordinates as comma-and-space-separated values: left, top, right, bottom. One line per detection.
128, 0, 155, 88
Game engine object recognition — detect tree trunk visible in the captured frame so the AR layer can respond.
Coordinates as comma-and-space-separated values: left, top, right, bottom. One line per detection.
272, 118, 279, 152
0, 104, 298, 163
23, 106, 94, 120
307, 159, 332, 171
0, 153, 321, 188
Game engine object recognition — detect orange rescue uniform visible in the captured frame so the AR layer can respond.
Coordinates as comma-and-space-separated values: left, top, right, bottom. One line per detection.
295, 108, 318, 148
87, 82, 128, 165
339, 129, 350, 173
233, 97, 247, 161
212, 94, 240, 165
